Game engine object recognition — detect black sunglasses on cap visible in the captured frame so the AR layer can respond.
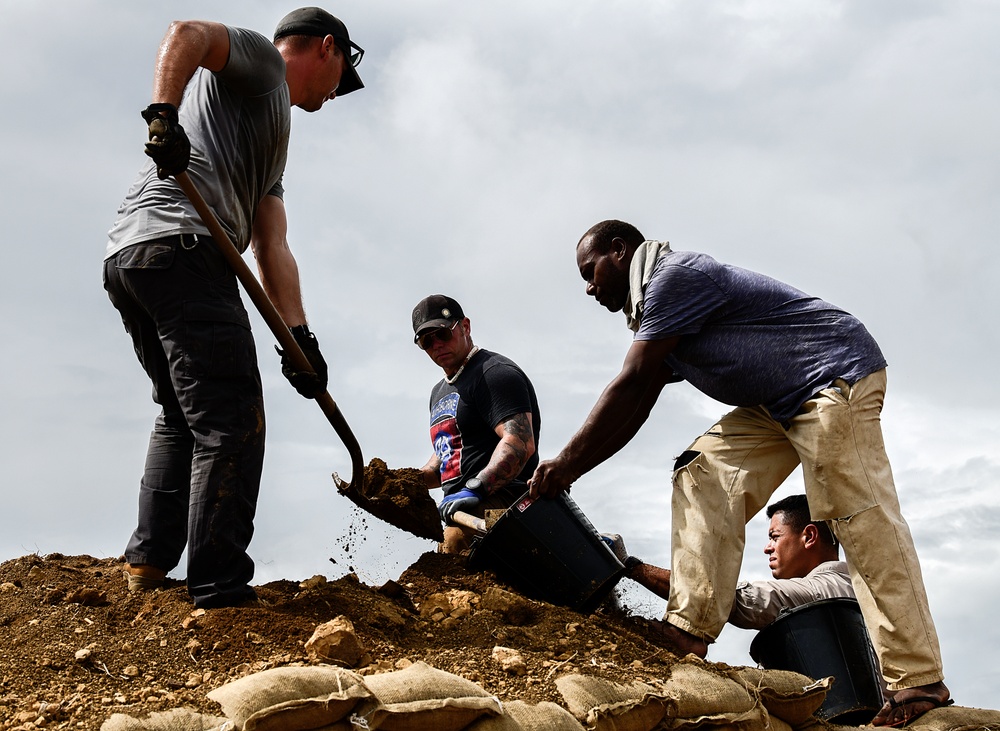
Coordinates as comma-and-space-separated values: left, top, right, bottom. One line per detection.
336, 38, 364, 67
416, 321, 459, 350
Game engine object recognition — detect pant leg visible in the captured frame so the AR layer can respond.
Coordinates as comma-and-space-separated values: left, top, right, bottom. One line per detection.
105, 245, 193, 573
104, 238, 265, 607
786, 369, 943, 690
668, 407, 800, 641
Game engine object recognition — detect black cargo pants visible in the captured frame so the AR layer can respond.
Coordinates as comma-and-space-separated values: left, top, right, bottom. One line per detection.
103, 234, 264, 608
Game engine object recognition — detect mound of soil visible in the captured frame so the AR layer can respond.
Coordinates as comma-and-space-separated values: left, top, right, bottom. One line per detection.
0, 550, 692, 730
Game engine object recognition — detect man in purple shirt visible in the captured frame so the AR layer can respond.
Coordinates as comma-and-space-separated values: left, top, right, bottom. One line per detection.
530, 219, 950, 726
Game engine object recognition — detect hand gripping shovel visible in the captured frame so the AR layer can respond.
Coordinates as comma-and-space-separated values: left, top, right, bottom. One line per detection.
175, 171, 364, 492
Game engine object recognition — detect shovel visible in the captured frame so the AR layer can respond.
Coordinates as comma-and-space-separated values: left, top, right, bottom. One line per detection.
450, 511, 487, 534
174, 171, 364, 491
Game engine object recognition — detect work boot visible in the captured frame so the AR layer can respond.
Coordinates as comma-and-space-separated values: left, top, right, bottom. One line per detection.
124, 563, 166, 592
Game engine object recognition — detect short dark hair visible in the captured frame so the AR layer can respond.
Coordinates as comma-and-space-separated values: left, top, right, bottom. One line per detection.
579, 219, 645, 253
766, 494, 837, 548
273, 33, 324, 53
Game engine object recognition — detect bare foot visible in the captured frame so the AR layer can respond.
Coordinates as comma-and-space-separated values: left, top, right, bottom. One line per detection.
646, 619, 709, 658
870, 681, 952, 727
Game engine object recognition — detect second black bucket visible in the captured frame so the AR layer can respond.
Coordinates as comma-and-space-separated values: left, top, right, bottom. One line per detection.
749, 597, 884, 725
467, 491, 626, 613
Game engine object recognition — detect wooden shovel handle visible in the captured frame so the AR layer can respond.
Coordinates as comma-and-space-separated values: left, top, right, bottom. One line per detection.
175, 171, 364, 491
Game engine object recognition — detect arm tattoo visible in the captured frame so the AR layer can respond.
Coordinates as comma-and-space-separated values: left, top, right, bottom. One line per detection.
480, 412, 534, 491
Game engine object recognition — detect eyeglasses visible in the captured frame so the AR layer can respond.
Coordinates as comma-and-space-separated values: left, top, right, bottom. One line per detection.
336, 38, 364, 67
416, 321, 459, 350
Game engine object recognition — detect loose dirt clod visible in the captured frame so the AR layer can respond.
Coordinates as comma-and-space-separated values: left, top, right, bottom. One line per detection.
334, 457, 444, 542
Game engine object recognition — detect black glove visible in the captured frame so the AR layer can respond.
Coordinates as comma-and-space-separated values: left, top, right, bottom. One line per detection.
141, 103, 190, 180
277, 325, 328, 398
438, 478, 487, 525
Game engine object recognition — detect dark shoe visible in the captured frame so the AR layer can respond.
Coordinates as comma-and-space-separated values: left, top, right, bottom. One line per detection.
124, 564, 166, 591
871, 682, 953, 727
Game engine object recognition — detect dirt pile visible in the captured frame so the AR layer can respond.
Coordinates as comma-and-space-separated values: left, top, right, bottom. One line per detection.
0, 550, 689, 730
1, 552, 992, 731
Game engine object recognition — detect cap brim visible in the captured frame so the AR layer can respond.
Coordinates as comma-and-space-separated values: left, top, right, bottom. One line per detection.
413, 319, 453, 342
336, 64, 364, 96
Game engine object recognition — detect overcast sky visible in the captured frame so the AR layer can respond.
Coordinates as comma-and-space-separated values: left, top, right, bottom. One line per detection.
1, 0, 997, 709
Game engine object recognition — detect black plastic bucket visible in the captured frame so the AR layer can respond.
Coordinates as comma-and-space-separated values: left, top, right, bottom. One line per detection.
749, 597, 884, 725
467, 491, 626, 613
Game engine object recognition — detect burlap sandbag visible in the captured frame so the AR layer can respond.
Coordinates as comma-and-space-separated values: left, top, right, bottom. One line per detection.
555, 674, 670, 731
896, 704, 1000, 730
353, 660, 503, 731
657, 662, 766, 731
466, 699, 586, 730
724, 667, 830, 728
100, 708, 227, 731
206, 665, 371, 731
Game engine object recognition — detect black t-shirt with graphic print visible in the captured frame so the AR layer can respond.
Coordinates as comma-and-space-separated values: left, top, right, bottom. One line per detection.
428, 349, 541, 497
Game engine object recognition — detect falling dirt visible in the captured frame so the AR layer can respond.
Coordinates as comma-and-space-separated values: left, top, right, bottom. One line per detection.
334, 457, 444, 542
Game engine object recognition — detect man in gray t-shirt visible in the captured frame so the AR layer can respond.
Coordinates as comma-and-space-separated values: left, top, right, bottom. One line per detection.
103, 8, 364, 609
530, 219, 951, 725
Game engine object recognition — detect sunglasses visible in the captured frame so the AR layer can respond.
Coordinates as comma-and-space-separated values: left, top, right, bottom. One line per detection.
336, 38, 364, 67
416, 321, 459, 350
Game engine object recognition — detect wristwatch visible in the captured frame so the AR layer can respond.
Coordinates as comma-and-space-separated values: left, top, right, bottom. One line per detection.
466, 478, 484, 493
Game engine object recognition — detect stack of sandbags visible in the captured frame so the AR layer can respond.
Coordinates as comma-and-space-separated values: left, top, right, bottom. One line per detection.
101, 661, 582, 731
555, 661, 831, 731
104, 656, 1000, 731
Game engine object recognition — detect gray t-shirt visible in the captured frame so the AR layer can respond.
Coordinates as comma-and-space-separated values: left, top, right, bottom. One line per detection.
635, 251, 887, 422
106, 26, 289, 258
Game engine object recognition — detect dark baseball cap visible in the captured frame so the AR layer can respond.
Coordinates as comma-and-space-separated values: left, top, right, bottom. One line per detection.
412, 295, 465, 342
274, 7, 364, 96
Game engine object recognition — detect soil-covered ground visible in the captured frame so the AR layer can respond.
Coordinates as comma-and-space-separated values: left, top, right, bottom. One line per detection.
2, 550, 993, 731
0, 550, 702, 730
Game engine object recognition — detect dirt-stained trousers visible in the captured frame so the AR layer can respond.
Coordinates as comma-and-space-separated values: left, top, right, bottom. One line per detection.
103, 235, 264, 608
667, 369, 944, 691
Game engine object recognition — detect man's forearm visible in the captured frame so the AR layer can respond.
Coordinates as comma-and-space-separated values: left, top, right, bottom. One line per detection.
557, 372, 650, 478
256, 245, 307, 327
251, 195, 307, 327
578, 371, 672, 473
479, 413, 534, 493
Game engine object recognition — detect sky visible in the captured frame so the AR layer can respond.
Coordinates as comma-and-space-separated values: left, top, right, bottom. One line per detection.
1, 0, 998, 709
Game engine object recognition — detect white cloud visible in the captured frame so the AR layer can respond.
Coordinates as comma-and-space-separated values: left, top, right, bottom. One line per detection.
1, 0, 996, 709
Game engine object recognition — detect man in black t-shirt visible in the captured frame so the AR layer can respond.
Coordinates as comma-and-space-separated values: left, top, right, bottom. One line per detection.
411, 295, 541, 553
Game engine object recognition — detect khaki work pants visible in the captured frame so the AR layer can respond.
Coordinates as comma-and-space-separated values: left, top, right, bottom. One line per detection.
668, 370, 943, 690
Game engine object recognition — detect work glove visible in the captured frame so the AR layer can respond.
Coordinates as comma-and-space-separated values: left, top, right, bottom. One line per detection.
141, 103, 190, 180
276, 325, 328, 398
439, 478, 487, 525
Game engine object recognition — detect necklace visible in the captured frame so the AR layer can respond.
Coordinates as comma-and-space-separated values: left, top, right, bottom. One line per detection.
445, 346, 480, 384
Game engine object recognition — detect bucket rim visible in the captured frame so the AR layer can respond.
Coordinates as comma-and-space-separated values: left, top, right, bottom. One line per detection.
763, 596, 863, 625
